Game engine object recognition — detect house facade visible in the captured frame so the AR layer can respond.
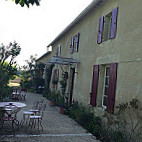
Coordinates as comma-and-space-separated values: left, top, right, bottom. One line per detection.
39, 0, 142, 114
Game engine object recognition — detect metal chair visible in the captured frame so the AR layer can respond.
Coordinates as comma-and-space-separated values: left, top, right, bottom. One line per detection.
0, 104, 20, 131
19, 88, 27, 101
28, 99, 43, 114
20, 100, 43, 126
28, 104, 46, 131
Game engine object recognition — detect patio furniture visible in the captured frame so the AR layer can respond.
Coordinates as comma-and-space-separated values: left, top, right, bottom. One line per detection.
0, 102, 26, 108
20, 100, 43, 126
19, 88, 27, 101
11, 88, 20, 100
0, 104, 21, 131
28, 99, 43, 113
28, 104, 46, 131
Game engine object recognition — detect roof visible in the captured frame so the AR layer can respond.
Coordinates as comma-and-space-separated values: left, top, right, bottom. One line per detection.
49, 56, 79, 65
47, 0, 107, 47
36, 51, 51, 62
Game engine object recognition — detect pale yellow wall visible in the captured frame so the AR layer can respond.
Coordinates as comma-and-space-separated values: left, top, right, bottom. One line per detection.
50, 0, 142, 107
36, 53, 52, 65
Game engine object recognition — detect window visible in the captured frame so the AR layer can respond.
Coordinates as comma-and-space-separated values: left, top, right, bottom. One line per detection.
56, 45, 61, 56
90, 63, 117, 113
102, 66, 110, 108
97, 7, 118, 44
70, 33, 80, 54
103, 12, 112, 42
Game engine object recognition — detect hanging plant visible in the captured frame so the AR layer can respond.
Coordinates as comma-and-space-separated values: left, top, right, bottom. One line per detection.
60, 72, 68, 95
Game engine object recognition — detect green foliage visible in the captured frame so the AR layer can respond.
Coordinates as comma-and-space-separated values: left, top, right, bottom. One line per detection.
45, 64, 54, 91
103, 99, 142, 142
102, 127, 127, 142
44, 89, 67, 108
0, 41, 21, 100
67, 101, 102, 138
21, 55, 45, 92
44, 90, 57, 102
59, 73, 67, 95
12, 0, 41, 7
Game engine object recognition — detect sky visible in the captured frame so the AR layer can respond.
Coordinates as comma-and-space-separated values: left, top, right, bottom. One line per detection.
0, 0, 93, 66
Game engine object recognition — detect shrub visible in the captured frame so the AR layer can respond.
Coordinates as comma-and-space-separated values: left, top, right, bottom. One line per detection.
102, 98, 142, 142
67, 101, 102, 139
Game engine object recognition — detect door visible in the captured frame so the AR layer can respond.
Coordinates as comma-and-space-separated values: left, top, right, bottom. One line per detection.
68, 68, 75, 105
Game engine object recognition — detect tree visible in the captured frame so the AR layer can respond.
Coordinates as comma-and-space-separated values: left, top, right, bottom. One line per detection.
21, 55, 45, 92
11, 0, 41, 7
0, 41, 21, 100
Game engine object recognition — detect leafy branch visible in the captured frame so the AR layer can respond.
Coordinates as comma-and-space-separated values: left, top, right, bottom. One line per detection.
11, 0, 41, 7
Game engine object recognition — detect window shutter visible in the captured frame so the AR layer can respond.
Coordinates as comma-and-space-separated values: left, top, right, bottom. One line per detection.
110, 7, 118, 39
107, 63, 118, 113
56, 47, 58, 56
75, 33, 80, 52
90, 65, 99, 107
70, 36, 74, 54
58, 45, 61, 56
97, 16, 104, 44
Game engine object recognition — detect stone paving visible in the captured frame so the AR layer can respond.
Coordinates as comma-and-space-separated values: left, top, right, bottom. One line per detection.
0, 93, 100, 142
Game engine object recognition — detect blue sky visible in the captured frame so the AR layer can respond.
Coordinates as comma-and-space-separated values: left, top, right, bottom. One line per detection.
0, 0, 92, 66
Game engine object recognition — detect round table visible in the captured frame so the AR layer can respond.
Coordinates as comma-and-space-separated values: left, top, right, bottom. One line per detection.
0, 102, 26, 108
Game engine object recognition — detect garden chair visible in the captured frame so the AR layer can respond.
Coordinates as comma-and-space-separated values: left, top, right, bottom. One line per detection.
19, 88, 27, 101
20, 100, 43, 126
0, 104, 20, 131
28, 104, 46, 131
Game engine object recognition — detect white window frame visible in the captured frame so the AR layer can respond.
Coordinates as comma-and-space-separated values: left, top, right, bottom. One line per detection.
102, 66, 110, 108
58, 44, 61, 56
102, 12, 112, 42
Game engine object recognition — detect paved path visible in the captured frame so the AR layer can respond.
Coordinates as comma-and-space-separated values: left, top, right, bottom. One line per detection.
0, 93, 100, 142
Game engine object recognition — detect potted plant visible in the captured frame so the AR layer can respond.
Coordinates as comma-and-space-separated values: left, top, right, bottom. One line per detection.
48, 90, 57, 106
58, 95, 68, 114
52, 79, 58, 85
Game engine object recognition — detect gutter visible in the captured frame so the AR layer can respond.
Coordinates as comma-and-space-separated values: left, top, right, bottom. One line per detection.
47, 0, 107, 47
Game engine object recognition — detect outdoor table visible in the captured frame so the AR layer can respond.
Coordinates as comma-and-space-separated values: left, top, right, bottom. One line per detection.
0, 102, 26, 108
0, 102, 26, 130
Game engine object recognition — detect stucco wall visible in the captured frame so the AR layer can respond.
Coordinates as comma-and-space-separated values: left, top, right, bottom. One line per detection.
50, 0, 142, 107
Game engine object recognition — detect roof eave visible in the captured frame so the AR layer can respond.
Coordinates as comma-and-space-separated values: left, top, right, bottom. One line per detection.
36, 51, 51, 62
47, 0, 107, 47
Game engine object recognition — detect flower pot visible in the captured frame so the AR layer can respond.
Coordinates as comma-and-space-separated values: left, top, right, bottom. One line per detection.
60, 107, 65, 114
49, 100, 55, 106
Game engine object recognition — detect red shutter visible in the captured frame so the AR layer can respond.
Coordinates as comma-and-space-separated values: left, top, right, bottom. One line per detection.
75, 33, 80, 52
110, 7, 118, 39
107, 63, 118, 113
97, 16, 104, 44
90, 65, 99, 107
70, 36, 74, 54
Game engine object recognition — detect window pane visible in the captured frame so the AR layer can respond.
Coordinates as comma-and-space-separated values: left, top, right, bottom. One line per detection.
102, 12, 112, 42
105, 77, 109, 86
102, 66, 110, 107
103, 96, 107, 106
106, 67, 110, 76
104, 86, 109, 96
